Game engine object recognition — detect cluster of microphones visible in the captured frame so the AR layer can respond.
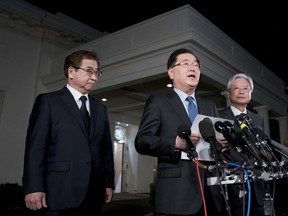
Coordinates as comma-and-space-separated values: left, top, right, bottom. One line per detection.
178, 113, 288, 183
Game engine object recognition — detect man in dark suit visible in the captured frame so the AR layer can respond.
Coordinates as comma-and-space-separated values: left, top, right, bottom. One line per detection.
22, 50, 115, 216
218, 73, 267, 216
135, 48, 223, 216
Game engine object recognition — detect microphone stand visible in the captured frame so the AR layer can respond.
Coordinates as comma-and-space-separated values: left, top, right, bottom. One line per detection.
186, 146, 198, 160
206, 138, 233, 216
273, 148, 288, 160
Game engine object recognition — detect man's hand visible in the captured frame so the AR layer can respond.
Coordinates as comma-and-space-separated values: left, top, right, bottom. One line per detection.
105, 188, 113, 203
25, 192, 47, 210
217, 136, 229, 148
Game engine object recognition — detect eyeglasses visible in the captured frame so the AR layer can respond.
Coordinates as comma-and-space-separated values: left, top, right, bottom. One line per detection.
171, 61, 200, 69
229, 86, 251, 93
75, 67, 102, 77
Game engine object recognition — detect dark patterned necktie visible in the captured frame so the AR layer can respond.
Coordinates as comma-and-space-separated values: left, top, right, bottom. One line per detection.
80, 95, 90, 133
186, 96, 198, 123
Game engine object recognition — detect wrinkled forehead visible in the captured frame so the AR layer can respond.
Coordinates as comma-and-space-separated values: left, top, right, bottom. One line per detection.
176, 53, 198, 62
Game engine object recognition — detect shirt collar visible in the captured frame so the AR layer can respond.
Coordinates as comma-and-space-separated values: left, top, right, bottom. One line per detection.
230, 105, 246, 116
174, 88, 196, 103
66, 84, 88, 102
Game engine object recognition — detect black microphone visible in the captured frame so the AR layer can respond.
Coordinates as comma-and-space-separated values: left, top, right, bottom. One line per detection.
199, 117, 216, 143
242, 115, 274, 161
270, 140, 288, 157
240, 114, 265, 142
242, 115, 279, 162
221, 119, 259, 160
234, 114, 265, 143
199, 117, 222, 162
241, 115, 272, 152
215, 120, 250, 161
214, 121, 235, 145
234, 115, 264, 161
177, 124, 194, 150
212, 121, 233, 161
234, 114, 259, 144
223, 121, 250, 152
223, 121, 245, 146
253, 127, 280, 161
177, 124, 197, 159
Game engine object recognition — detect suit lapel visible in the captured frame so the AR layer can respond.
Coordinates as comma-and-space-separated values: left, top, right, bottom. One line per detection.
60, 87, 89, 137
88, 96, 97, 138
196, 98, 206, 115
168, 90, 191, 126
223, 107, 235, 120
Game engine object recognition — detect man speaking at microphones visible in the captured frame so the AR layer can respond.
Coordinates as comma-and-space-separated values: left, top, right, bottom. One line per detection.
134, 48, 224, 216
218, 73, 267, 216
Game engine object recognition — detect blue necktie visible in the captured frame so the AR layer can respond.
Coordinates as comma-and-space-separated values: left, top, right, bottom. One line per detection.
80, 95, 90, 133
186, 96, 198, 123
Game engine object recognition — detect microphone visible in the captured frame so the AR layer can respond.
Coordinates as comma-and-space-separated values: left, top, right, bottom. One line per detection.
224, 119, 260, 160
244, 118, 274, 161
215, 120, 251, 161
214, 121, 236, 145
223, 121, 246, 147
254, 127, 286, 161
270, 140, 288, 157
244, 114, 280, 162
199, 117, 222, 162
234, 114, 259, 144
234, 114, 266, 161
177, 124, 197, 159
177, 124, 194, 149
240, 113, 265, 142
241, 114, 272, 150
199, 117, 216, 142
214, 121, 238, 161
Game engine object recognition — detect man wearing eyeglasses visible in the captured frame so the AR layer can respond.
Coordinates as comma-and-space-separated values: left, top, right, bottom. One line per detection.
218, 73, 267, 216
135, 48, 225, 216
22, 50, 115, 216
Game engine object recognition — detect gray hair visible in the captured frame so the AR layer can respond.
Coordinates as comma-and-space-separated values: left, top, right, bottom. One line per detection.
227, 73, 254, 92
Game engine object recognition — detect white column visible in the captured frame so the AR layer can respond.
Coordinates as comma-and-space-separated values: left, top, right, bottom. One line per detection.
253, 105, 270, 137
275, 116, 288, 145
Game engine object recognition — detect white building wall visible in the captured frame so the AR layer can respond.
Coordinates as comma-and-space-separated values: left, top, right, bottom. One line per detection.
0, 27, 43, 183
0, 1, 287, 196
0, 0, 105, 184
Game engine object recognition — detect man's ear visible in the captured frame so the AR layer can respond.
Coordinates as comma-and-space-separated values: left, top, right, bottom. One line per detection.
68, 66, 75, 79
168, 68, 174, 80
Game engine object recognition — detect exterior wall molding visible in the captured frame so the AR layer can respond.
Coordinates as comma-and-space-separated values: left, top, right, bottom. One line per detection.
42, 5, 288, 116
0, 0, 107, 47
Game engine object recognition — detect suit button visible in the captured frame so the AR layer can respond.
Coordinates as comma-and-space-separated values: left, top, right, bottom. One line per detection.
86, 161, 91, 166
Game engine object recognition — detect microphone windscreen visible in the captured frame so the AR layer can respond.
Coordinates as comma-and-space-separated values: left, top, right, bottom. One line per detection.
234, 114, 244, 126
177, 124, 191, 139
223, 121, 233, 128
214, 121, 225, 133
199, 117, 215, 139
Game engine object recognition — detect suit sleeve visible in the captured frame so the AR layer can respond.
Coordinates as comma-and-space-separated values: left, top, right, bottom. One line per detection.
134, 95, 179, 160
23, 94, 51, 194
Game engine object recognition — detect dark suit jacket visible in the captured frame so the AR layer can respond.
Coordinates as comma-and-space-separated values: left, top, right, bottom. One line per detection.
218, 106, 265, 207
135, 89, 219, 215
22, 86, 115, 210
